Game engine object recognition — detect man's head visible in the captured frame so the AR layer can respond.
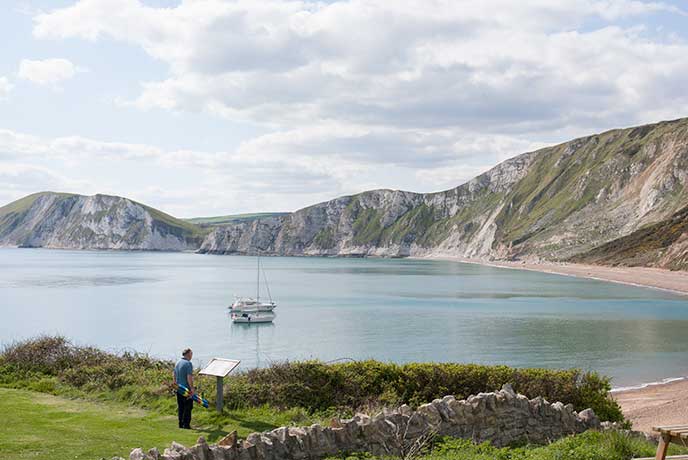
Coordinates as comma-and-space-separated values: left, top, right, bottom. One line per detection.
182, 348, 193, 360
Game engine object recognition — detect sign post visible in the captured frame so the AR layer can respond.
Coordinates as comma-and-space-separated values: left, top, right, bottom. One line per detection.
199, 358, 241, 413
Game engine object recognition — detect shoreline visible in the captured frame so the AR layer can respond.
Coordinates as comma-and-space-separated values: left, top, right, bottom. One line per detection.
417, 255, 688, 297
3, 247, 687, 297
613, 377, 688, 433
610, 376, 688, 394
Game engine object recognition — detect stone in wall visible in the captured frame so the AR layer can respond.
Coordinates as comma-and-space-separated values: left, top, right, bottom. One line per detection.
129, 384, 601, 460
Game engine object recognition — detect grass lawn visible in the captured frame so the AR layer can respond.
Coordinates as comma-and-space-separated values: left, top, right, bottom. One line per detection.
3, 387, 688, 460
0, 388, 303, 460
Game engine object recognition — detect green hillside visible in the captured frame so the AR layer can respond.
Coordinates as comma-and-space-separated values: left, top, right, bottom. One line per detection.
186, 212, 288, 226
0, 191, 75, 218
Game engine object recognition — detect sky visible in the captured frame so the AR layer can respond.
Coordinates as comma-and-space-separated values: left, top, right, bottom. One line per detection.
1, 0, 687, 217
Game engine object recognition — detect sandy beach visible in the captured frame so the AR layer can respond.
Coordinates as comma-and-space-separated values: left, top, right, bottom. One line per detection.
422, 256, 688, 297
613, 379, 688, 433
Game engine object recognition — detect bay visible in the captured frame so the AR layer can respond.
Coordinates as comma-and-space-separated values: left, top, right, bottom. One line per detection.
2, 248, 688, 387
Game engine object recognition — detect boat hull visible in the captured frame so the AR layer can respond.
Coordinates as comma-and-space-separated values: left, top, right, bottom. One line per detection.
231, 312, 276, 323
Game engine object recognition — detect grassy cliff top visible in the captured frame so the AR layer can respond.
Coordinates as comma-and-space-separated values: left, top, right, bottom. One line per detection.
0, 191, 211, 239
0, 191, 76, 217
185, 212, 289, 226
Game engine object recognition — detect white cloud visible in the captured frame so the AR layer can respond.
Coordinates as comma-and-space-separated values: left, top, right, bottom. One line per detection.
32, 1, 688, 135
0, 77, 12, 99
17, 58, 82, 87
0, 125, 545, 216
17, 0, 688, 214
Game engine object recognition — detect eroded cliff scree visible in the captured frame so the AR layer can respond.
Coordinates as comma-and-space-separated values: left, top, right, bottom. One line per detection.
129, 385, 601, 460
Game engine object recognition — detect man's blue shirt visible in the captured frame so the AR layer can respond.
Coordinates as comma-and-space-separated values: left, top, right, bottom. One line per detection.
174, 358, 193, 387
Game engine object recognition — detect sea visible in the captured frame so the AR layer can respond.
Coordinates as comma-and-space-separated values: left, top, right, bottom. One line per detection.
2, 248, 688, 388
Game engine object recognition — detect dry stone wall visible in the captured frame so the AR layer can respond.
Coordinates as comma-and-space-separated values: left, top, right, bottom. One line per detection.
129, 385, 600, 460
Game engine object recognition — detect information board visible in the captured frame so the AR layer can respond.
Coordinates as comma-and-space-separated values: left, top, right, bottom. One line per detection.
199, 358, 241, 377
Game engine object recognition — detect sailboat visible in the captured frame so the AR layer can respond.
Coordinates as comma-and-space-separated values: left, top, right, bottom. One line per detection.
229, 255, 276, 323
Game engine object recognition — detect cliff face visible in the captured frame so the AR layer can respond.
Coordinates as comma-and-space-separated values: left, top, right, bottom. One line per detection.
199, 118, 688, 262
0, 192, 205, 251
2, 118, 687, 265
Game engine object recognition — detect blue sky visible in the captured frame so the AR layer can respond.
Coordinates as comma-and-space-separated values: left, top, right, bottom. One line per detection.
1, 0, 687, 217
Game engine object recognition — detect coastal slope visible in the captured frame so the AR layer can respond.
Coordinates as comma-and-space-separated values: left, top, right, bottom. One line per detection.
570, 205, 688, 270
199, 118, 688, 261
1, 118, 687, 263
0, 192, 206, 250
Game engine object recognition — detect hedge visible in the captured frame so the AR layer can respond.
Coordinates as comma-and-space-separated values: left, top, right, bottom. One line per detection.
0, 336, 623, 422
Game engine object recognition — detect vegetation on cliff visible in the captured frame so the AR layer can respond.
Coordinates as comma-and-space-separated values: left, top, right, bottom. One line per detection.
185, 212, 289, 226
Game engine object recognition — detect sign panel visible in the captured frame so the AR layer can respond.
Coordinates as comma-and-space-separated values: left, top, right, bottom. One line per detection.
199, 358, 241, 377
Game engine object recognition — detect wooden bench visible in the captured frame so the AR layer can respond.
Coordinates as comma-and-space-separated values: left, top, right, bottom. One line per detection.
639, 425, 688, 460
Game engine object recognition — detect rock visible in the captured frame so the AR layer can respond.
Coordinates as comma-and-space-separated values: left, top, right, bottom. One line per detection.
190, 437, 211, 460
417, 403, 442, 427
130, 448, 148, 460
163, 442, 193, 460
501, 384, 516, 399
218, 431, 238, 447
398, 404, 413, 416
578, 408, 600, 428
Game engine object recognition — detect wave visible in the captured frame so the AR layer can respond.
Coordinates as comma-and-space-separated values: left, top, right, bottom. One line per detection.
610, 376, 687, 393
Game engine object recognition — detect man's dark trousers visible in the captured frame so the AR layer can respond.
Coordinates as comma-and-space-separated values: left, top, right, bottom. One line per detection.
177, 393, 193, 428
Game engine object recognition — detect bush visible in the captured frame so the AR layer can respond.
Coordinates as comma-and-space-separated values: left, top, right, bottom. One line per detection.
226, 360, 623, 421
328, 431, 672, 460
421, 430, 662, 460
0, 336, 623, 422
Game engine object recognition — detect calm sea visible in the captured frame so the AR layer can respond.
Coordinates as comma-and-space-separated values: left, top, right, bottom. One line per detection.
2, 248, 688, 387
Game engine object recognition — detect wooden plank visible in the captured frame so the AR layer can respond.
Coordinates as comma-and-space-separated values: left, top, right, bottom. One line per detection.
654, 425, 688, 432
669, 434, 688, 443
656, 434, 670, 460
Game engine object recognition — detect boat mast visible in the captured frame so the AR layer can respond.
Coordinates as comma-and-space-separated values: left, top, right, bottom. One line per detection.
256, 254, 260, 302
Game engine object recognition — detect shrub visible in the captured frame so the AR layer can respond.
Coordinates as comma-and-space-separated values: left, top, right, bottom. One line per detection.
227, 360, 622, 421
328, 431, 668, 460
0, 336, 623, 422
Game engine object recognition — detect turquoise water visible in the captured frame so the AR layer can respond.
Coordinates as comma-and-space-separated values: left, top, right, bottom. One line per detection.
1, 248, 688, 387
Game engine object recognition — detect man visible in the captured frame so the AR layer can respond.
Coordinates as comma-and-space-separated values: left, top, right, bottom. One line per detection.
173, 348, 195, 429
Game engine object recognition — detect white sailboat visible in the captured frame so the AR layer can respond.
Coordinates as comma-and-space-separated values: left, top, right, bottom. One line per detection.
230, 255, 276, 323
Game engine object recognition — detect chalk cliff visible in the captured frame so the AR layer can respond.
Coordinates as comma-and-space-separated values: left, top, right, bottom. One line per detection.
2, 118, 687, 268
0, 192, 205, 250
